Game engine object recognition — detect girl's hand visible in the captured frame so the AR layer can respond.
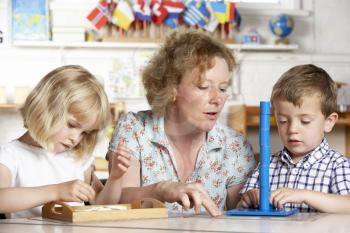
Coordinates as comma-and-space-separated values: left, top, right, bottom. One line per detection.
55, 180, 95, 202
109, 143, 132, 180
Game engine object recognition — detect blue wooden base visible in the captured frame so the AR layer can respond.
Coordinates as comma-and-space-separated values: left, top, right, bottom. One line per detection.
225, 208, 299, 217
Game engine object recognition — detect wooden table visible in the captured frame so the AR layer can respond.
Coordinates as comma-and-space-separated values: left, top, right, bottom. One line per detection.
1, 212, 349, 233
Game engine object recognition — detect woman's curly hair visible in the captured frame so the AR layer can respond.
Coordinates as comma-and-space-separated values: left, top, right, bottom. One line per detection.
142, 30, 236, 116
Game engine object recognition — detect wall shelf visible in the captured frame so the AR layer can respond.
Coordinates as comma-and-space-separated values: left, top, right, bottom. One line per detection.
12, 41, 298, 51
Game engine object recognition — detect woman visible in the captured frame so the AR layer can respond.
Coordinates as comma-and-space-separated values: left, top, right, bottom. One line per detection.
105, 30, 256, 216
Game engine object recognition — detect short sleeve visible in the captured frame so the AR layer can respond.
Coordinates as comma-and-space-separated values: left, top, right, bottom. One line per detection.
331, 157, 350, 194
226, 132, 256, 188
108, 112, 143, 161
0, 144, 18, 185
79, 153, 95, 173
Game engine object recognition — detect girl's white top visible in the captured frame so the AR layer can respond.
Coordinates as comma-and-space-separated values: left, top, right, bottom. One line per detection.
0, 140, 94, 218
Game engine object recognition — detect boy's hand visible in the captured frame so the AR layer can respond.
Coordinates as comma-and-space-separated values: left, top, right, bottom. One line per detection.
270, 188, 305, 209
55, 180, 95, 202
240, 189, 260, 208
109, 143, 131, 180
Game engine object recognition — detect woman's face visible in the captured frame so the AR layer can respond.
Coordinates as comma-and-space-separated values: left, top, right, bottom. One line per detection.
173, 56, 230, 132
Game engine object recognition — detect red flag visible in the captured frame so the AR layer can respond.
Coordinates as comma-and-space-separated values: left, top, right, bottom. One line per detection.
151, 1, 168, 25
87, 0, 109, 29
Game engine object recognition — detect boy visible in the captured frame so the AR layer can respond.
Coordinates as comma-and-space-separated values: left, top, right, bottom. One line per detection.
239, 64, 350, 213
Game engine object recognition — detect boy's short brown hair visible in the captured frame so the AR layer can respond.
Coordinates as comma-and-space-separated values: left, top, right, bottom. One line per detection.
271, 64, 337, 117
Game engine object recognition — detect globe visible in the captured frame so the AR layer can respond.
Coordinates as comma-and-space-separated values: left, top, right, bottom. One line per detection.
269, 14, 294, 38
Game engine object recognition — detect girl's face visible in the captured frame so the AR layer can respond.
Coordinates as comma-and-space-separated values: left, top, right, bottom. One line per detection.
52, 114, 98, 154
173, 56, 230, 132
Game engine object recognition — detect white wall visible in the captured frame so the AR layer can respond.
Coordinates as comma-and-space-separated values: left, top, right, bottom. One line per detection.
0, 0, 350, 156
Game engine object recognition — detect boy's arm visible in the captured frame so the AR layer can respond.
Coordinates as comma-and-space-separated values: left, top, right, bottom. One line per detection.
0, 164, 95, 213
270, 188, 350, 213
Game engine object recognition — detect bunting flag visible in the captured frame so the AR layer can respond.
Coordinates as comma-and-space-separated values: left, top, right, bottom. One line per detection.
183, 1, 200, 26
112, 1, 135, 30
226, 2, 236, 23
183, 1, 209, 27
163, 0, 185, 28
86, 0, 109, 30
133, 0, 152, 22
203, 1, 218, 32
233, 7, 242, 29
210, 1, 227, 24
151, 0, 168, 25
196, 2, 210, 27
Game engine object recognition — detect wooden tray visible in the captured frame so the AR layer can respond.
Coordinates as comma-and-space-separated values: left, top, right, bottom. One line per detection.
42, 198, 168, 222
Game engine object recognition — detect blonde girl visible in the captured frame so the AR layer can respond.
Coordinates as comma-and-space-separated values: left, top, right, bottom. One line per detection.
0, 65, 130, 218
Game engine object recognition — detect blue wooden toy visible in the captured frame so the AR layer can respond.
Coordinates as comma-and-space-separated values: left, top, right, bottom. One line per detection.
225, 101, 298, 216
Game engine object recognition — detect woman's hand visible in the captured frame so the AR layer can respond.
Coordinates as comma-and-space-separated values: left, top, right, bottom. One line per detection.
54, 180, 95, 202
109, 143, 132, 180
156, 181, 221, 216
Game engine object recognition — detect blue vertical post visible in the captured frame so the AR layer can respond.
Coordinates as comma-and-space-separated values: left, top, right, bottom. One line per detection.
259, 101, 271, 211
224, 100, 298, 216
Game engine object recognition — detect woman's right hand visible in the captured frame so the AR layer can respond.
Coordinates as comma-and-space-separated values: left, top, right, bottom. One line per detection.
156, 181, 221, 217
54, 180, 95, 202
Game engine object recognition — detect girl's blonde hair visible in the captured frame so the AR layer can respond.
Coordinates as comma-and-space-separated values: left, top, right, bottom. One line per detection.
20, 65, 110, 159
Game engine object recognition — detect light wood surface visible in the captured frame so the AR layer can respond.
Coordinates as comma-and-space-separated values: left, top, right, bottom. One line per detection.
1, 212, 349, 233
42, 199, 167, 222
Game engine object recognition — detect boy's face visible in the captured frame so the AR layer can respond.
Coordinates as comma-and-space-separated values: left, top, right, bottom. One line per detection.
273, 94, 338, 160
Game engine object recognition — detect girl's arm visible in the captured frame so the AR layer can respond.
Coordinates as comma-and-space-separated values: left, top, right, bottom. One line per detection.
0, 163, 95, 213
270, 188, 350, 213
93, 145, 132, 204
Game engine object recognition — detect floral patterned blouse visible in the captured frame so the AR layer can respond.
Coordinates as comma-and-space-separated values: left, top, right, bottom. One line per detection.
108, 110, 256, 212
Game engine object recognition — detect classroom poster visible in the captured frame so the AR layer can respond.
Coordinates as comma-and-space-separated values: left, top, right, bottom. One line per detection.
12, 0, 50, 40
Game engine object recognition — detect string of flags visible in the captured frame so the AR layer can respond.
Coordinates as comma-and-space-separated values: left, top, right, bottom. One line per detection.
86, 0, 241, 33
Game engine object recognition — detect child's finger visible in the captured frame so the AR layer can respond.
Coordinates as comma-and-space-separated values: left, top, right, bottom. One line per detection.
117, 156, 131, 167
116, 150, 131, 160
117, 163, 129, 172
79, 182, 96, 200
241, 194, 252, 207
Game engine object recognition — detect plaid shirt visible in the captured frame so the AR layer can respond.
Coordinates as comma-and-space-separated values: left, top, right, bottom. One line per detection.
241, 139, 350, 212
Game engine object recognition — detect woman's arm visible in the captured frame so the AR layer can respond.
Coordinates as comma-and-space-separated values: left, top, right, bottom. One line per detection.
104, 154, 221, 216
0, 164, 95, 213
